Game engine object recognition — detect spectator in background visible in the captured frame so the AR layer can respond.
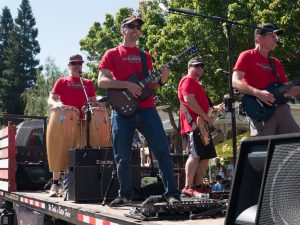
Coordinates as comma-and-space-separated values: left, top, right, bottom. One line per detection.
226, 157, 235, 180
212, 175, 225, 192
210, 157, 226, 181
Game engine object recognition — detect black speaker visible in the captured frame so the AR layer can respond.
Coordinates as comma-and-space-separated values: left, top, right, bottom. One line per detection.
225, 133, 300, 225
68, 147, 141, 202
16, 162, 51, 190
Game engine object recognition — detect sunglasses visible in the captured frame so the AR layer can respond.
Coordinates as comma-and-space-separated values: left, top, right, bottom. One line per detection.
125, 24, 142, 30
193, 64, 205, 68
70, 62, 83, 66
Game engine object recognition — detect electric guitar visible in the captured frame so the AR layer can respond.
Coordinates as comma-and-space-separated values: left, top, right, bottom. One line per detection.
196, 107, 224, 145
107, 46, 198, 116
242, 77, 300, 121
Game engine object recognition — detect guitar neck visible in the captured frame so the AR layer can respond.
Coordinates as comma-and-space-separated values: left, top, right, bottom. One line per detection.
278, 77, 300, 94
138, 46, 197, 87
140, 59, 179, 87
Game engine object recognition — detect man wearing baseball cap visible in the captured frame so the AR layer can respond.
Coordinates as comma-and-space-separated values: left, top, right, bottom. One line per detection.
233, 23, 300, 136
47, 54, 96, 197
178, 56, 223, 197
98, 16, 181, 206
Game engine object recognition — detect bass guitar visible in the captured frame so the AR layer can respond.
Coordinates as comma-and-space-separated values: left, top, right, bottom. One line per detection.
242, 77, 300, 121
107, 46, 198, 116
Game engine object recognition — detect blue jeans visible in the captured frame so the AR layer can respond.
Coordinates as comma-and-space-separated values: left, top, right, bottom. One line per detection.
111, 108, 180, 199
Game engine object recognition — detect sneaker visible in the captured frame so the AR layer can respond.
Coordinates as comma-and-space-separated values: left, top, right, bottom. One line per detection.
109, 196, 132, 207
181, 187, 194, 196
49, 184, 59, 197
165, 195, 181, 204
193, 186, 205, 196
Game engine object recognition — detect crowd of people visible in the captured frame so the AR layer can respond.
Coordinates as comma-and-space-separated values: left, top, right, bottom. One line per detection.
46, 16, 300, 206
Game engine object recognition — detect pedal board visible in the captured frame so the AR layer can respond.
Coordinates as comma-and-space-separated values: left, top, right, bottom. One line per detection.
126, 195, 227, 220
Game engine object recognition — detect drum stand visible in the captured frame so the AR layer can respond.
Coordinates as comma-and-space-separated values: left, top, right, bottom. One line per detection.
78, 69, 94, 148
84, 106, 93, 148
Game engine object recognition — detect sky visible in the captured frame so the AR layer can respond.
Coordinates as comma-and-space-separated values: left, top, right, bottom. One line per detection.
0, 0, 141, 71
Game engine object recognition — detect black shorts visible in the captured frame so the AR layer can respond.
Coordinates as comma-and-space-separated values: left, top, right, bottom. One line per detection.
186, 131, 217, 159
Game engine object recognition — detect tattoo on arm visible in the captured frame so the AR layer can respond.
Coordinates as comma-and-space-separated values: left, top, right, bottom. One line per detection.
103, 72, 113, 79
99, 69, 113, 80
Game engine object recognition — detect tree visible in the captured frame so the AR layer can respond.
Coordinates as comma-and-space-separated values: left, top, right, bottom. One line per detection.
2, 0, 40, 114
24, 57, 66, 116
15, 0, 40, 87
0, 6, 14, 113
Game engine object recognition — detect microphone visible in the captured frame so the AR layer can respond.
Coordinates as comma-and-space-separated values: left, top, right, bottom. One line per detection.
77, 69, 82, 75
158, 3, 168, 11
216, 68, 230, 76
276, 38, 281, 45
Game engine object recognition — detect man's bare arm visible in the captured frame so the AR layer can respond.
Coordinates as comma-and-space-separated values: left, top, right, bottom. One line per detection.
98, 69, 142, 98
232, 70, 275, 106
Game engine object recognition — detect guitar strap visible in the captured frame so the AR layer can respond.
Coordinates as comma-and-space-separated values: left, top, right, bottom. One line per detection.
140, 50, 149, 78
268, 56, 282, 83
180, 102, 198, 131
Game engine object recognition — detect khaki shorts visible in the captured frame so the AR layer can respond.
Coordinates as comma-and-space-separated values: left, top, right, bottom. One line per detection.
250, 104, 300, 136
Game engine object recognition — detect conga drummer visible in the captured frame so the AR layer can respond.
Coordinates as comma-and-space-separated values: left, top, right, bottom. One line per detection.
47, 54, 97, 197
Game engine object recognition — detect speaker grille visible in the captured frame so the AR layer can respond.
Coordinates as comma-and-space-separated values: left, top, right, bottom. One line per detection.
258, 140, 300, 225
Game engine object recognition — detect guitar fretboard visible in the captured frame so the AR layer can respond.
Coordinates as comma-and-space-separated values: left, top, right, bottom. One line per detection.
138, 46, 197, 87
278, 77, 300, 94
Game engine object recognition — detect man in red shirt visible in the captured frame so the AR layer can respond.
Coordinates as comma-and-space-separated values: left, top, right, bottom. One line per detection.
233, 23, 300, 136
178, 57, 222, 197
98, 16, 180, 206
47, 54, 96, 197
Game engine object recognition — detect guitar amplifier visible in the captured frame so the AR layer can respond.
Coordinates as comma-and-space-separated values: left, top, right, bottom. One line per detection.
68, 147, 141, 202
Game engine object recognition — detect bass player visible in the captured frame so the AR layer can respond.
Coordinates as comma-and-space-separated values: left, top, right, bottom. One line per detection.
178, 56, 223, 197
232, 23, 300, 136
97, 16, 181, 206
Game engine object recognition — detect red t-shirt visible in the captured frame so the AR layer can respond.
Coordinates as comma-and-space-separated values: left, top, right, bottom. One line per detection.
234, 49, 288, 89
98, 45, 154, 108
51, 76, 96, 118
178, 75, 210, 134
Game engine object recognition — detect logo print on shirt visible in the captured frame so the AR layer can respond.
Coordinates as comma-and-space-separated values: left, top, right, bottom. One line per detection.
123, 55, 141, 63
256, 63, 273, 72
69, 83, 86, 89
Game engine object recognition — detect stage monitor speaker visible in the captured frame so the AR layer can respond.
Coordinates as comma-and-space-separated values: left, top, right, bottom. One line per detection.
68, 147, 141, 202
225, 133, 300, 225
16, 162, 51, 190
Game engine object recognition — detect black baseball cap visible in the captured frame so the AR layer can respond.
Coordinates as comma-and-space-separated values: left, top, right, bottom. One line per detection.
188, 57, 206, 67
69, 54, 84, 63
121, 16, 144, 27
255, 23, 284, 36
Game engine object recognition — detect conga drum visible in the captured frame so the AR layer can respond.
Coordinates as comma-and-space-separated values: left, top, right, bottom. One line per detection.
46, 106, 79, 171
78, 106, 112, 148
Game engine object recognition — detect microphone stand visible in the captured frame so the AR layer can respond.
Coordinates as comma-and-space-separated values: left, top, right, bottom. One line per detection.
160, 5, 258, 167
77, 69, 94, 148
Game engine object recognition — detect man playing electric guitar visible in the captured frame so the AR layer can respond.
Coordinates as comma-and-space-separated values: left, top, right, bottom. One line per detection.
232, 23, 300, 136
98, 16, 181, 206
178, 56, 223, 197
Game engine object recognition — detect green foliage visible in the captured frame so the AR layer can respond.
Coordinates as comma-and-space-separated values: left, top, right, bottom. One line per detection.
0, 0, 40, 114
228, 0, 300, 80
23, 57, 66, 116
0, 6, 14, 112
14, 0, 40, 88
79, 0, 300, 111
